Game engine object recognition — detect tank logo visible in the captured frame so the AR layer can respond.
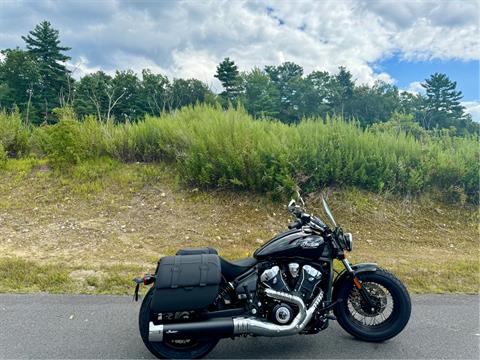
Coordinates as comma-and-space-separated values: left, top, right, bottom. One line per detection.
166, 330, 179, 334
299, 238, 323, 248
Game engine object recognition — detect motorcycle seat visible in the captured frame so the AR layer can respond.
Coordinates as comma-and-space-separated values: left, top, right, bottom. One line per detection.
220, 257, 257, 281
175, 247, 257, 281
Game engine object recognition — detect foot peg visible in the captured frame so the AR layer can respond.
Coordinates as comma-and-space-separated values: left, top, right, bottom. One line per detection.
325, 313, 336, 321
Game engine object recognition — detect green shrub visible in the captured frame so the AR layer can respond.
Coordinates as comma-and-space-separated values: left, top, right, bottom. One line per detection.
52, 106, 77, 122
0, 143, 6, 169
40, 119, 88, 169
2, 105, 478, 203
0, 109, 30, 157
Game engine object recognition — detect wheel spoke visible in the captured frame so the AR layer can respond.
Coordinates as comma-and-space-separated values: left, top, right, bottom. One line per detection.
347, 281, 394, 327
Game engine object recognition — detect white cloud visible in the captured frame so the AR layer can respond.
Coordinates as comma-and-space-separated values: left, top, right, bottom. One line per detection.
376, 72, 395, 84
0, 0, 478, 88
462, 101, 480, 122
406, 81, 425, 95
68, 56, 101, 79
395, 18, 479, 61
170, 49, 221, 89
109, 51, 169, 75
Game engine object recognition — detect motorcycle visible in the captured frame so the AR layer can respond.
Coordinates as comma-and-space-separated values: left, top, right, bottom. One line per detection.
133, 196, 411, 359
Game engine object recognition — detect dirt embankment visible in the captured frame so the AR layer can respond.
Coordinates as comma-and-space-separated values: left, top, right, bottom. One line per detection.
0, 160, 478, 294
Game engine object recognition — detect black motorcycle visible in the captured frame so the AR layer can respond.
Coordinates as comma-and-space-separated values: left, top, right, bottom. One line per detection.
134, 197, 411, 359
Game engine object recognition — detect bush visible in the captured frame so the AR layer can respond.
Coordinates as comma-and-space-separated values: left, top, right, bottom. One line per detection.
39, 119, 88, 169
0, 109, 30, 157
0, 143, 7, 169
1, 105, 478, 203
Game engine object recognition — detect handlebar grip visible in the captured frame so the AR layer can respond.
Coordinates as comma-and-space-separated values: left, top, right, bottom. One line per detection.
288, 220, 301, 229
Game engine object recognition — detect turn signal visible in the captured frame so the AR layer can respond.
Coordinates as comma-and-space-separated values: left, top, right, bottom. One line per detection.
353, 277, 362, 289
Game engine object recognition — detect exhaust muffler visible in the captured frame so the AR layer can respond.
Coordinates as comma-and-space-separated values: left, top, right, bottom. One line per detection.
149, 288, 323, 341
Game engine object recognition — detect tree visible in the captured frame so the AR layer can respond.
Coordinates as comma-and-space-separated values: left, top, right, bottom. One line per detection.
421, 73, 465, 130
399, 91, 427, 126
214, 57, 242, 104
329, 66, 355, 118
351, 81, 400, 127
0, 48, 40, 124
303, 70, 332, 118
76, 71, 142, 123
74, 71, 112, 120
171, 79, 212, 109
265, 62, 304, 123
242, 68, 280, 118
140, 69, 171, 115
22, 21, 71, 122
110, 70, 141, 121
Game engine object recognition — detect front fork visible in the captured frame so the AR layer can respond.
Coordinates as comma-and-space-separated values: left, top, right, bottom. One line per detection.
341, 258, 361, 287
341, 258, 378, 311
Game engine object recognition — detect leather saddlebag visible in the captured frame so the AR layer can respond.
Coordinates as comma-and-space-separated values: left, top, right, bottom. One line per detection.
150, 254, 221, 313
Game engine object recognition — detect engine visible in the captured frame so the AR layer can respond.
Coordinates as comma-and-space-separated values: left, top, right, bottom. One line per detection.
259, 263, 323, 325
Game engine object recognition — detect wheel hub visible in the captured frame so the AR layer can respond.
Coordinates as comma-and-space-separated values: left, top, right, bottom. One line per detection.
350, 283, 387, 317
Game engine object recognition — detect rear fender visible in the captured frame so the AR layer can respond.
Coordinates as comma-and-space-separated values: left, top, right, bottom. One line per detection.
332, 263, 378, 302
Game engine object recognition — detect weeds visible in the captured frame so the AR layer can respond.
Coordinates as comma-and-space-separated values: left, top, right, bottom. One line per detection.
0, 105, 478, 203
0, 109, 30, 157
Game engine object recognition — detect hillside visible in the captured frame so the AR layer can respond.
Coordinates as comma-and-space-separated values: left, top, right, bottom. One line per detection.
1, 106, 479, 202
0, 158, 478, 294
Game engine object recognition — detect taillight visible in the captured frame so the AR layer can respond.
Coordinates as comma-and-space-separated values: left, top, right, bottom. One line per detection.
143, 274, 155, 285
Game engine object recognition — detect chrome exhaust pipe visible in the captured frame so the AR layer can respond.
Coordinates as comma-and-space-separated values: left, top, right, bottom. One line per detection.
233, 288, 323, 336
148, 288, 323, 341
149, 323, 164, 342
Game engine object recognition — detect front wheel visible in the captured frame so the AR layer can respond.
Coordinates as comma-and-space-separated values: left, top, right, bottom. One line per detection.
139, 287, 219, 359
334, 269, 411, 342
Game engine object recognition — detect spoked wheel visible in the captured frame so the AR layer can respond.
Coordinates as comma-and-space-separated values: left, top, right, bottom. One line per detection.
139, 288, 219, 359
334, 269, 411, 342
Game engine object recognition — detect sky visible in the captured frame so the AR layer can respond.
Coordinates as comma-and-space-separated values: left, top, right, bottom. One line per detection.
0, 0, 479, 120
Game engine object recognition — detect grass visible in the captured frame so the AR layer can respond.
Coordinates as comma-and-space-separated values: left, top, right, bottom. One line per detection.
0, 158, 478, 294
1, 106, 478, 203
0, 258, 145, 294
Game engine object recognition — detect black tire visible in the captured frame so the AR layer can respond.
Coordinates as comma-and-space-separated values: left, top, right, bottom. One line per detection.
334, 269, 411, 342
139, 287, 219, 359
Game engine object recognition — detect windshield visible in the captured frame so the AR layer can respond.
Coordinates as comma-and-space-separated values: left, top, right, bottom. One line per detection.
322, 197, 337, 227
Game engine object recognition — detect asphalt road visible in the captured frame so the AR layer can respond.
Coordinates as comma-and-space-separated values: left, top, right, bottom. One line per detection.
0, 294, 478, 359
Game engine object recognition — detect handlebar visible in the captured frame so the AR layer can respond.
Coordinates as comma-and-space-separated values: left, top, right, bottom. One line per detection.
288, 220, 302, 229
288, 199, 327, 231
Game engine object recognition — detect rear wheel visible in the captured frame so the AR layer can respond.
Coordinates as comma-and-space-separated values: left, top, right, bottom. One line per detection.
139, 288, 219, 359
334, 269, 411, 342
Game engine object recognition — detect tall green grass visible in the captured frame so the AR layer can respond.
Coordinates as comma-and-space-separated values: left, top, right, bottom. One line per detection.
0, 105, 478, 203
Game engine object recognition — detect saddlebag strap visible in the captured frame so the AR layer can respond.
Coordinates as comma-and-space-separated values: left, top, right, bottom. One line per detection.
170, 256, 181, 289
199, 254, 209, 287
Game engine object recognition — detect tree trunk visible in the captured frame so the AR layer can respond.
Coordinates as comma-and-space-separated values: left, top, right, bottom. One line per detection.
25, 87, 33, 126
44, 98, 48, 124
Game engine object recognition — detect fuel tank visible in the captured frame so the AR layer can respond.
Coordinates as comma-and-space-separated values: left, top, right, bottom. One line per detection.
254, 229, 329, 260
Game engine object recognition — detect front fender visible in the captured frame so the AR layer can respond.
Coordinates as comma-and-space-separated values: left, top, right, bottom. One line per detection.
332, 263, 378, 302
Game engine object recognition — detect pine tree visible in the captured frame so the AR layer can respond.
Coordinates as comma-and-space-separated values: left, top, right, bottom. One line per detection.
22, 21, 71, 122
421, 73, 465, 130
214, 57, 241, 104
329, 66, 355, 118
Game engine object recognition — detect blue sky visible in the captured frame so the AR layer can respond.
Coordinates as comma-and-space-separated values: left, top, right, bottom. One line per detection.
378, 56, 479, 101
0, 0, 479, 119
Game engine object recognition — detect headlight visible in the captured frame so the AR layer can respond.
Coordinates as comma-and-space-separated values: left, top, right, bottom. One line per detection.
344, 233, 353, 251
